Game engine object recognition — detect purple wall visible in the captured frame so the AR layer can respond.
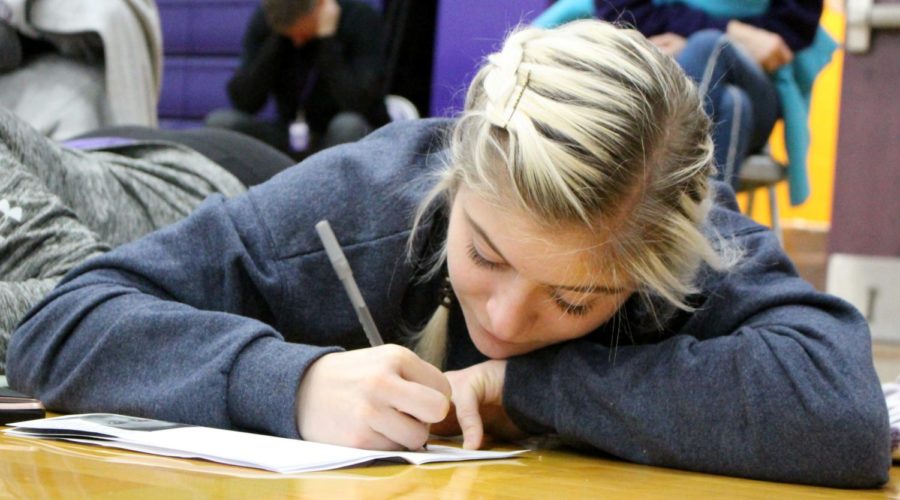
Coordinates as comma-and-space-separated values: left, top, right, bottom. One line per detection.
430, 0, 548, 117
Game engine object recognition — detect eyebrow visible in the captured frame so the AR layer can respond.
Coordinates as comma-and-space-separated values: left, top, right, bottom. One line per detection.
464, 210, 627, 295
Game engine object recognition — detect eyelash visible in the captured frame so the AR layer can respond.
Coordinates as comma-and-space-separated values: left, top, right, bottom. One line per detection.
552, 291, 593, 317
467, 242, 594, 317
467, 243, 502, 270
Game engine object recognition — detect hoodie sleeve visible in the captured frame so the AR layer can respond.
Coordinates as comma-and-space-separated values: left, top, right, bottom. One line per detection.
503, 210, 889, 488
6, 192, 340, 439
6, 118, 452, 440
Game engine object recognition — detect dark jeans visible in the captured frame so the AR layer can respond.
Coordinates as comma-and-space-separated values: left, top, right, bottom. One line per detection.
676, 30, 780, 188
205, 109, 373, 160
71, 126, 296, 188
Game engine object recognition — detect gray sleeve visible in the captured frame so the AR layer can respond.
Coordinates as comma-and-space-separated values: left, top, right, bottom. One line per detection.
0, 106, 245, 248
503, 226, 889, 488
1, 165, 107, 374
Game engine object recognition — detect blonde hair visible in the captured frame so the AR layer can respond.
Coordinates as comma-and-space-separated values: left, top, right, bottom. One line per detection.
410, 20, 731, 367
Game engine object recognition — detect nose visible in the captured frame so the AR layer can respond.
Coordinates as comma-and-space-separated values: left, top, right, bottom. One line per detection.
485, 277, 534, 341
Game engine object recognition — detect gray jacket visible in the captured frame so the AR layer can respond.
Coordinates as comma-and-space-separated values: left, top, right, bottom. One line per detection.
7, 118, 889, 487
0, 107, 245, 372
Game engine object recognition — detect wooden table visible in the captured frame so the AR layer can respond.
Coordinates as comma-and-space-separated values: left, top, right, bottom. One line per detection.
0, 430, 897, 498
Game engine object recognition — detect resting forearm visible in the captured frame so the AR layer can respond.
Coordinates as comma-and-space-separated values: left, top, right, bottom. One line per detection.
503, 226, 889, 487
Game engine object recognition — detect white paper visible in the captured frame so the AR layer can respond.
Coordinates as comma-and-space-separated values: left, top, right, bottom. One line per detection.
4, 414, 526, 473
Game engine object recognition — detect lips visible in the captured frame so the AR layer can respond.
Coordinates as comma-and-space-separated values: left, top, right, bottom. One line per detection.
477, 320, 516, 346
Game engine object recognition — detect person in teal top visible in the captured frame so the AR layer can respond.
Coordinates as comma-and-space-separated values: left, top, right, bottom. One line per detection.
534, 0, 835, 204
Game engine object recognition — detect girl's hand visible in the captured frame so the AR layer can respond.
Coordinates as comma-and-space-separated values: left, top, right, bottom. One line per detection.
726, 21, 794, 72
296, 345, 451, 450
432, 360, 526, 449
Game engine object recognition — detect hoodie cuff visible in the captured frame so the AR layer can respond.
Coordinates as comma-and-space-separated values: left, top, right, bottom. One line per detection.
227, 336, 341, 439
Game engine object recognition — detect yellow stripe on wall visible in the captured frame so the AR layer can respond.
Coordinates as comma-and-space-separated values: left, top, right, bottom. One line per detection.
738, 3, 845, 227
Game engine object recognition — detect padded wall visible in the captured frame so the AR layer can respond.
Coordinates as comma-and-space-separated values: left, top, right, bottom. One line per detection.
430, 0, 547, 116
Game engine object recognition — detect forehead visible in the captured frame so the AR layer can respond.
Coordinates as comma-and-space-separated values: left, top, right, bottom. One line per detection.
454, 187, 627, 288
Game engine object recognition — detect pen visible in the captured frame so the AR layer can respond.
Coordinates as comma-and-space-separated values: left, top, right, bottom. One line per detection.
315, 220, 385, 347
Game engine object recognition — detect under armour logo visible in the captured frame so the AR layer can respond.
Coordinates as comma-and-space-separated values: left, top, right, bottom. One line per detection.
0, 199, 23, 222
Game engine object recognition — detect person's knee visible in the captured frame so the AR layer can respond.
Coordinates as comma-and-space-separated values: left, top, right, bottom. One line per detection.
678, 30, 732, 94
680, 30, 729, 70
324, 112, 371, 146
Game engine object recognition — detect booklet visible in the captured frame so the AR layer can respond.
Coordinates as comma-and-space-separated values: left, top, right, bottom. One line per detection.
4, 414, 526, 473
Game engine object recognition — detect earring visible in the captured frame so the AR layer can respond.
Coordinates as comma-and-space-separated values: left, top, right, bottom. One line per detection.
440, 274, 455, 308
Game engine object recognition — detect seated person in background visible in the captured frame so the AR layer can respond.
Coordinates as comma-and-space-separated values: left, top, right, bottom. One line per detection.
206, 0, 390, 156
7, 21, 888, 488
0, 107, 295, 373
534, 0, 824, 188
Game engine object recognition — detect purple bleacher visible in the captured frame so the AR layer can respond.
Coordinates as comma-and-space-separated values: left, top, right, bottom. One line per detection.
157, 0, 270, 128
158, 0, 256, 55
157, 0, 385, 128
430, 0, 548, 117
159, 57, 239, 122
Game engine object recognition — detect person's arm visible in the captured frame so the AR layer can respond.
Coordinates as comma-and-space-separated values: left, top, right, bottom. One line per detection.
594, 0, 728, 38
7, 119, 454, 445
313, 2, 387, 115
226, 7, 285, 114
0, 167, 107, 373
501, 215, 889, 487
8, 193, 330, 438
735, 0, 823, 52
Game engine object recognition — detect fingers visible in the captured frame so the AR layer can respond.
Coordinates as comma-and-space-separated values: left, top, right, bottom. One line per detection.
451, 382, 485, 450
387, 377, 451, 424
367, 405, 431, 451
295, 345, 452, 451
364, 345, 451, 446
778, 44, 795, 66
365, 345, 450, 422
397, 348, 452, 399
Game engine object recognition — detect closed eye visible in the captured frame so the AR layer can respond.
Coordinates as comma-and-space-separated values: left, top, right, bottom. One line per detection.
467, 242, 503, 270
551, 290, 594, 317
